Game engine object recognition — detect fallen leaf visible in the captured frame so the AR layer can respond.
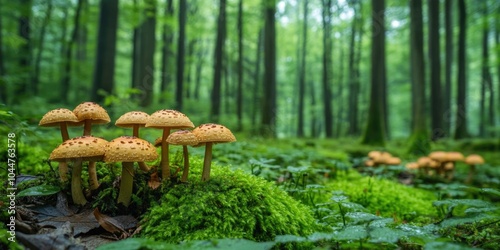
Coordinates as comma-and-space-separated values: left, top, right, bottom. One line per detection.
148, 171, 161, 190
93, 208, 128, 237
38, 209, 99, 236
16, 221, 85, 250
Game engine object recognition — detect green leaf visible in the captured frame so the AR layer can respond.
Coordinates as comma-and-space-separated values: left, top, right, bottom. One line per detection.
424, 241, 476, 250
334, 225, 367, 241
479, 188, 500, 197
346, 212, 379, 224
433, 199, 493, 209
369, 227, 408, 243
17, 185, 60, 197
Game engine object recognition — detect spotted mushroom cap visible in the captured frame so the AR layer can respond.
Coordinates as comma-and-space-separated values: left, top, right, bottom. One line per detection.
153, 137, 163, 147
192, 123, 236, 145
464, 154, 485, 165
39, 108, 80, 127
104, 136, 158, 163
73, 102, 110, 124
145, 109, 194, 129
49, 136, 108, 162
115, 111, 149, 128
166, 130, 199, 146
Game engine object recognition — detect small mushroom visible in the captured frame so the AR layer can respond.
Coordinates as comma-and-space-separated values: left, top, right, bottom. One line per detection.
464, 154, 485, 184
166, 130, 199, 182
192, 124, 236, 182
116, 111, 150, 171
39, 108, 81, 182
104, 136, 158, 207
145, 110, 194, 180
49, 136, 108, 205
73, 102, 110, 190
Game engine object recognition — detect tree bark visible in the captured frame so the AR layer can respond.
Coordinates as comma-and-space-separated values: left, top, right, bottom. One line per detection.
16, 0, 32, 101
361, 0, 386, 146
210, 0, 226, 122
261, 0, 277, 136
160, 0, 174, 103
347, 0, 359, 136
0, 0, 6, 103
135, 0, 156, 107
252, 29, 263, 126
444, 0, 453, 136
428, 0, 443, 140
297, 0, 308, 137
193, 40, 205, 100
321, 0, 333, 138
480, 1, 493, 137
176, 0, 187, 111
454, 0, 468, 139
91, 0, 119, 103
236, 0, 244, 131
32, 0, 53, 96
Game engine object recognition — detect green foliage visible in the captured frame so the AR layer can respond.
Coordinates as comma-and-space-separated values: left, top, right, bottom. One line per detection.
0, 229, 24, 250
141, 161, 318, 243
16, 184, 60, 197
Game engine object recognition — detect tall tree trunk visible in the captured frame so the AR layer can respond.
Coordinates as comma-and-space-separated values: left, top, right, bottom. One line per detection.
261, 0, 277, 136
428, 0, 443, 140
321, 0, 333, 138
32, 0, 53, 95
310, 80, 319, 137
131, 0, 140, 95
185, 39, 196, 99
137, 0, 156, 107
347, 1, 359, 136
496, 7, 500, 130
175, 0, 187, 110
61, 0, 84, 104
91, 0, 119, 103
407, 0, 429, 155
193, 40, 205, 100
236, 0, 244, 131
211, 0, 226, 121
444, 0, 453, 137
252, 29, 263, 126
297, 0, 308, 137
454, 0, 468, 139
16, 0, 32, 101
336, 43, 345, 138
361, 0, 386, 146
160, 0, 174, 103
480, 1, 493, 137
0, 0, 6, 103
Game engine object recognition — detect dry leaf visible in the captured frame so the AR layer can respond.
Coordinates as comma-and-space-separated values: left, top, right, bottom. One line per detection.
93, 208, 128, 237
148, 171, 161, 190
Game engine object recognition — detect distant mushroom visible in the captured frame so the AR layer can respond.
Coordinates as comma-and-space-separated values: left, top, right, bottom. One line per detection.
73, 102, 110, 190
115, 111, 150, 171
39, 108, 81, 182
104, 136, 158, 207
192, 123, 236, 182
464, 154, 485, 184
49, 136, 108, 205
145, 110, 194, 180
166, 130, 199, 182
384, 157, 401, 166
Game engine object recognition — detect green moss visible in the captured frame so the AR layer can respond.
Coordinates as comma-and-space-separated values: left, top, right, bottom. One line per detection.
327, 171, 437, 220
141, 160, 318, 243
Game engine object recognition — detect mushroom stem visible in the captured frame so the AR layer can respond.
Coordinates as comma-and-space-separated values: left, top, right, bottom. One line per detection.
88, 162, 99, 190
138, 162, 150, 172
60, 123, 70, 141
201, 142, 213, 182
71, 159, 87, 205
83, 120, 92, 136
133, 126, 139, 137
117, 162, 134, 207
161, 128, 171, 180
181, 146, 190, 182
466, 164, 476, 184
58, 123, 70, 182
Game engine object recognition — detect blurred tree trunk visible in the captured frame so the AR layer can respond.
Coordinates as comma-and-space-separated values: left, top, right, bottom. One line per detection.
236, 0, 244, 131
361, 0, 386, 146
480, 1, 493, 137
76, 0, 87, 61
261, 0, 277, 136
61, 0, 83, 104
335, 44, 345, 138
496, 7, 500, 129
193, 40, 205, 100
454, 0, 468, 139
16, 0, 32, 101
91, 0, 118, 103
251, 29, 263, 126
0, 0, 6, 103
321, 0, 333, 138
32, 0, 52, 95
223, 51, 230, 115
160, 0, 174, 103
407, 0, 429, 155
185, 39, 196, 99
444, 0, 453, 136
131, 0, 139, 95
137, 0, 156, 107
210, 0, 226, 122
347, 0, 360, 136
310, 80, 319, 137
297, 0, 308, 137
428, 0, 443, 140
176, 0, 187, 111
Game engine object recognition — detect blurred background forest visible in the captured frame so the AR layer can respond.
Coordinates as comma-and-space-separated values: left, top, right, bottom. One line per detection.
1, 0, 500, 147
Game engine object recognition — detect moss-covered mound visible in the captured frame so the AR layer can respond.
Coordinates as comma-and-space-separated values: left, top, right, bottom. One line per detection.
141, 165, 318, 243
328, 171, 437, 219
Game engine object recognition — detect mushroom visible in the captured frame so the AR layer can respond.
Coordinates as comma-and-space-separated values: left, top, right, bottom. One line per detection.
464, 154, 485, 184
73, 102, 110, 190
384, 157, 401, 166
405, 162, 419, 170
192, 123, 236, 182
372, 152, 392, 166
104, 136, 158, 207
49, 136, 108, 205
145, 110, 194, 180
39, 108, 81, 182
115, 111, 150, 171
166, 130, 199, 182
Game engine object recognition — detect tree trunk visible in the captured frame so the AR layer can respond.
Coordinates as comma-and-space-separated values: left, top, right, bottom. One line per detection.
16, 0, 32, 101
361, 0, 386, 146
0, 0, 6, 103
131, 0, 140, 96
211, 0, 226, 122
261, 0, 277, 136
407, 0, 429, 155
176, 0, 187, 111
454, 0, 468, 139
428, 0, 443, 140
91, 0, 119, 103
310, 80, 319, 137
444, 0, 453, 136
347, 0, 359, 136
61, 0, 84, 104
252, 29, 263, 126
480, 1, 493, 137
160, 0, 174, 103
193, 40, 205, 100
76, 0, 88, 61
32, 0, 53, 96
136, 0, 156, 107
321, 0, 333, 138
236, 0, 244, 131
297, 0, 308, 137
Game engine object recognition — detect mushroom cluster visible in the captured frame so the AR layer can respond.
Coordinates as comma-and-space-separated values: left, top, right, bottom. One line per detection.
364, 151, 401, 167
41, 102, 236, 207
